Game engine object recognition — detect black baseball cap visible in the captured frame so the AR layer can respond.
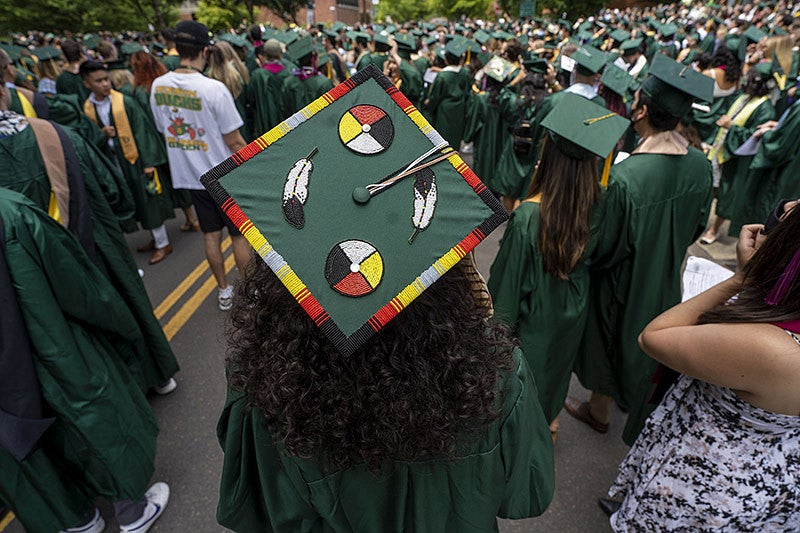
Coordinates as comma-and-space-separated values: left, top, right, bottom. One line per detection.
174, 21, 213, 46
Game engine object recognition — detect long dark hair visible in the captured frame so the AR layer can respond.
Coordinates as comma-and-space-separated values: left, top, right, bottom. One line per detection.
526, 135, 600, 279
227, 257, 516, 472
710, 45, 742, 84
700, 206, 800, 324
517, 71, 548, 108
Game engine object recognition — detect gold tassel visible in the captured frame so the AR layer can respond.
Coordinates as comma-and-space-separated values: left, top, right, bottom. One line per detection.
601, 151, 614, 188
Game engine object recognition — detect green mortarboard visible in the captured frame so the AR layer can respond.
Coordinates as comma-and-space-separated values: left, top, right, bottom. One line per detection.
640, 54, 714, 118
523, 56, 548, 74
151, 41, 166, 53
384, 25, 397, 34
572, 45, 606, 75
314, 44, 330, 67
423, 35, 439, 47
620, 38, 643, 55
277, 30, 299, 46
104, 58, 129, 71
609, 29, 631, 43
219, 32, 248, 48
287, 35, 314, 60
411, 30, 423, 38
331, 22, 346, 33
600, 63, 630, 96
482, 55, 514, 82
742, 25, 767, 44
578, 21, 593, 32
83, 34, 101, 50
754, 61, 774, 78
374, 25, 385, 33
373, 32, 391, 46
119, 42, 144, 56
541, 93, 629, 159
476, 51, 493, 66
323, 29, 338, 40
606, 51, 620, 63
15, 66, 36, 86
444, 39, 464, 58
462, 39, 481, 54
262, 28, 279, 40
577, 30, 594, 42
772, 27, 788, 36
473, 29, 491, 44
659, 23, 678, 38
199, 64, 507, 355
32, 46, 62, 61
394, 33, 415, 51
0, 43, 23, 62
492, 30, 514, 41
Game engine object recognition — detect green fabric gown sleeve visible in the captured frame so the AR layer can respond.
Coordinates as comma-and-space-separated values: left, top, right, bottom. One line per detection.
124, 95, 167, 169
462, 92, 487, 143
487, 210, 534, 329
588, 174, 632, 269
398, 59, 423, 107
496, 350, 555, 518
752, 102, 800, 169
724, 99, 775, 157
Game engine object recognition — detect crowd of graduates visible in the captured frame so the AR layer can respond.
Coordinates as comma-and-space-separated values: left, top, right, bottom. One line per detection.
2, 0, 800, 531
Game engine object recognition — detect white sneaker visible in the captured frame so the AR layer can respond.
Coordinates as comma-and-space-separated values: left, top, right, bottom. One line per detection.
153, 378, 177, 395
218, 285, 233, 311
60, 508, 105, 533
118, 482, 169, 533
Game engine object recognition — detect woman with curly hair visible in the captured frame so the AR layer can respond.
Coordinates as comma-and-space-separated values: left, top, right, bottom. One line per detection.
216, 253, 555, 532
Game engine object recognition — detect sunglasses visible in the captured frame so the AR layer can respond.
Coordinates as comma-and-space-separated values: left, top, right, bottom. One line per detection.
761, 198, 790, 235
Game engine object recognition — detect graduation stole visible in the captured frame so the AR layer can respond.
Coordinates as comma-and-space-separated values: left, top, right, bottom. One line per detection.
14, 87, 37, 118
83, 90, 139, 164
708, 94, 768, 165
26, 117, 70, 227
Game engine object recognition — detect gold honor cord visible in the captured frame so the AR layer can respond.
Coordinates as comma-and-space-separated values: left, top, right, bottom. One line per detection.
583, 112, 617, 125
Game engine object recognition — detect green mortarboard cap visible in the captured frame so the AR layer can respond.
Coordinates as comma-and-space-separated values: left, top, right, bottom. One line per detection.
557, 19, 571, 28
219, 32, 248, 48
541, 92, 629, 159
84, 34, 101, 50
151, 42, 165, 52
277, 30, 299, 46
119, 42, 144, 56
772, 27, 788, 36
411, 30, 423, 38
659, 23, 678, 38
32, 46, 62, 61
199, 64, 507, 355
754, 61, 773, 78
462, 39, 481, 54
394, 33, 415, 51
15, 66, 36, 86
578, 21, 593, 32
492, 30, 514, 41
454, 24, 465, 33
323, 29, 338, 39
331, 22, 346, 33
444, 39, 464, 57
262, 28, 279, 40
482, 55, 514, 82
600, 63, 631, 96
742, 25, 767, 44
606, 51, 620, 63
476, 51, 493, 66
423, 35, 439, 47
640, 54, 714, 118
287, 35, 314, 60
104, 58, 129, 71
522, 55, 548, 74
572, 45, 606, 75
620, 38, 643, 55
373, 32, 391, 46
384, 25, 398, 34
473, 29, 491, 44
609, 29, 631, 43
0, 43, 23, 62
314, 44, 330, 67
577, 30, 594, 42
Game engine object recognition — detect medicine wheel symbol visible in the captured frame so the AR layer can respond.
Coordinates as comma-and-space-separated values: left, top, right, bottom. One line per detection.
325, 240, 384, 297
338, 105, 395, 155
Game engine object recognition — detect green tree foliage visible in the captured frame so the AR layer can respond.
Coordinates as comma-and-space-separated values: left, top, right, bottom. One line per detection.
0, 0, 180, 32
376, 0, 430, 21
261, 0, 308, 24
429, 0, 491, 19
497, 0, 605, 19
196, 0, 249, 31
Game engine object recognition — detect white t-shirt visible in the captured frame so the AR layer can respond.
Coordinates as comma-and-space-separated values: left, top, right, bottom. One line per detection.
150, 71, 244, 190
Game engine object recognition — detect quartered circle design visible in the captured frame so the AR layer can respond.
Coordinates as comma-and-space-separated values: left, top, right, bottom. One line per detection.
338, 105, 394, 155
325, 240, 384, 297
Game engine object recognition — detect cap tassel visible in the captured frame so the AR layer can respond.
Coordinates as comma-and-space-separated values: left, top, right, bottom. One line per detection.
466, 48, 471, 65
584, 113, 616, 125
765, 247, 800, 306
601, 151, 614, 188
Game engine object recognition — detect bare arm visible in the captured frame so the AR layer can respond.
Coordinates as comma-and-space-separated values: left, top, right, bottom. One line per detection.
223, 129, 246, 154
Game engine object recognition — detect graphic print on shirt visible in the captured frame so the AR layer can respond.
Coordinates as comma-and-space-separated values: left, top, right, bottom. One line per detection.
154, 86, 208, 152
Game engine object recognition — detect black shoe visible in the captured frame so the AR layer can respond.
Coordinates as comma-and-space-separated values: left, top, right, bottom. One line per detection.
598, 498, 621, 517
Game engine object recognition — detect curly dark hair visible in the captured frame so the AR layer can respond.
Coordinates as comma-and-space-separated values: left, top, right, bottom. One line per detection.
710, 45, 742, 84
227, 256, 517, 472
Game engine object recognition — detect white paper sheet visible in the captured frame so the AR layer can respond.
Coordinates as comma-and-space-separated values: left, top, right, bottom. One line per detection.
682, 256, 734, 301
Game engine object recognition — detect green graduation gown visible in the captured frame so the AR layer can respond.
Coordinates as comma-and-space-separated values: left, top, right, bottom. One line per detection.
491, 94, 545, 200
216, 348, 554, 532
246, 66, 291, 140
690, 91, 742, 144
489, 202, 601, 423
86, 92, 174, 231
710, 96, 775, 223
0, 119, 179, 392
282, 73, 335, 117
731, 100, 800, 234
0, 188, 158, 533
397, 58, 424, 107
575, 134, 712, 445
463, 87, 517, 194
55, 70, 90, 102
424, 67, 472, 149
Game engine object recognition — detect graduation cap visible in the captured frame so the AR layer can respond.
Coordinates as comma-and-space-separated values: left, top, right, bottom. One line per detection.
741, 25, 767, 44
331, 21, 347, 33
492, 30, 514, 41
199, 64, 507, 355
473, 29, 491, 44
32, 46, 62, 61
444, 39, 464, 58
572, 45, 606, 75
372, 32, 391, 47
0, 43, 23, 62
482, 55, 515, 82
620, 38, 643, 56
423, 35, 439, 47
600, 62, 631, 96
394, 33, 416, 51
83, 34, 101, 50
522, 54, 549, 74
119, 42, 144, 56
287, 35, 315, 60
218, 32, 249, 49
104, 58, 130, 71
659, 23, 678, 38
541, 92, 629, 160
277, 30, 299, 46
640, 54, 713, 117
609, 28, 631, 43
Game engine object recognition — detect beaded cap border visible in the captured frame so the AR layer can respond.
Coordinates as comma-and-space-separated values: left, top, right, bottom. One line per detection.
201, 64, 507, 355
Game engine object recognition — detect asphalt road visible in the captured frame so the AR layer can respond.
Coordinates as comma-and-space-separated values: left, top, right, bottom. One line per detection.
4, 158, 737, 533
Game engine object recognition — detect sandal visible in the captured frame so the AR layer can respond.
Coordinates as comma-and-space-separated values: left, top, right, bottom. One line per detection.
699, 231, 717, 245
180, 220, 201, 232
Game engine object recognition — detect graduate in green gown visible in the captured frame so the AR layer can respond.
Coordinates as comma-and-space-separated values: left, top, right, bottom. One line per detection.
55, 40, 90, 102
0, 187, 166, 533
423, 41, 472, 149
209, 65, 554, 531
391, 33, 424, 107
489, 94, 630, 440
281, 37, 335, 117
570, 55, 714, 445
247, 39, 292, 140
80, 60, 175, 263
701, 64, 775, 243
0, 104, 179, 395
730, 98, 800, 235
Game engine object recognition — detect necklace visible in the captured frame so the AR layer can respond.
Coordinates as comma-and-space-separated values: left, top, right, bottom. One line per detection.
177, 64, 204, 73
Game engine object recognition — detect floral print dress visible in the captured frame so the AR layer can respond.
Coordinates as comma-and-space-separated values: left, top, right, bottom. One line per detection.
609, 331, 800, 532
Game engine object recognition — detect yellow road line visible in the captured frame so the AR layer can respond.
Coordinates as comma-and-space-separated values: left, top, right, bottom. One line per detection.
162, 253, 236, 341
0, 511, 14, 532
153, 237, 231, 320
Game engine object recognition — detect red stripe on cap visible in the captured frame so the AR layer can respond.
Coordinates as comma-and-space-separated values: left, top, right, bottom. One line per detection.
388, 89, 412, 110
328, 79, 356, 100
225, 203, 248, 228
